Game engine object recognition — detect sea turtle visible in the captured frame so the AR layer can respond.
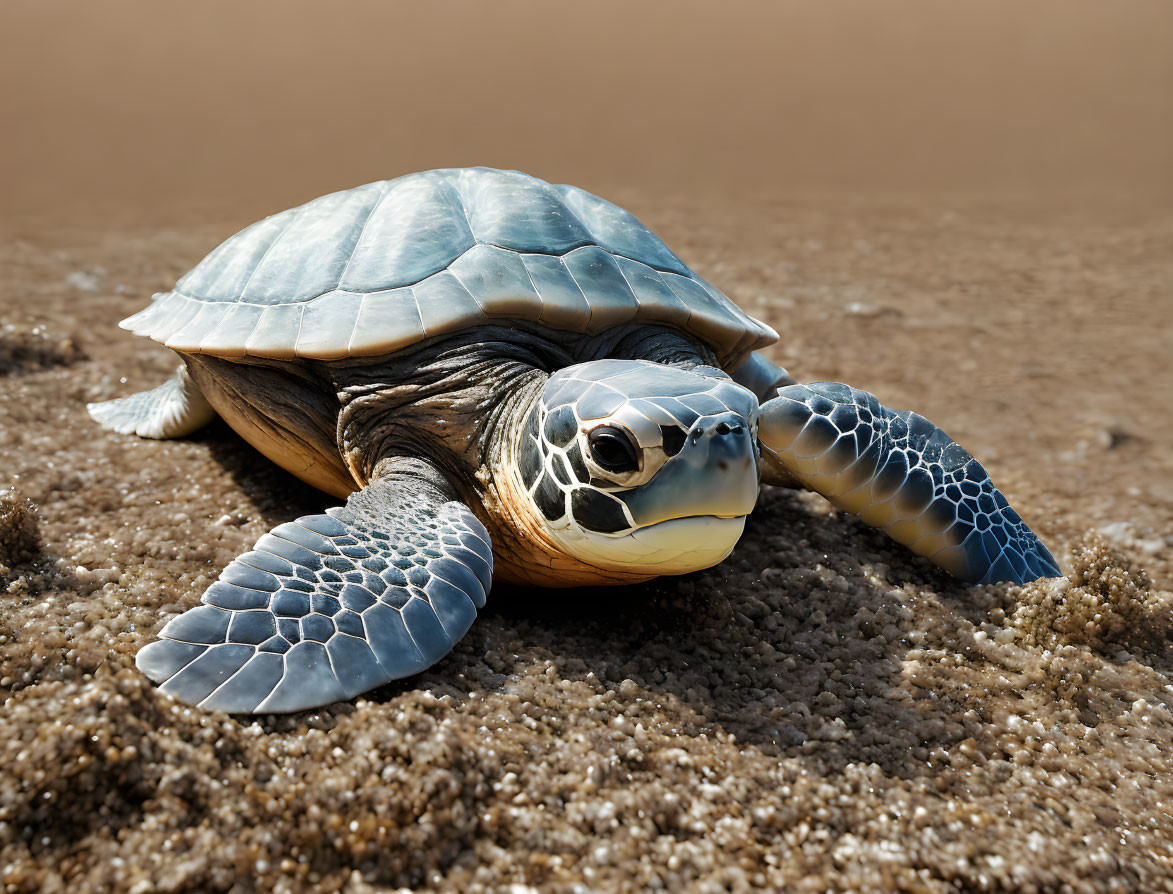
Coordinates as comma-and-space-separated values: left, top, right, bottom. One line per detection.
89, 167, 1060, 714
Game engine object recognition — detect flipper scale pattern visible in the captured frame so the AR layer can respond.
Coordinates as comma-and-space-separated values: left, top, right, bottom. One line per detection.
759, 383, 1061, 585
137, 492, 492, 713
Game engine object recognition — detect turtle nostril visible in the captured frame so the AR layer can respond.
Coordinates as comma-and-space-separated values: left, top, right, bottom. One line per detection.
715, 422, 732, 436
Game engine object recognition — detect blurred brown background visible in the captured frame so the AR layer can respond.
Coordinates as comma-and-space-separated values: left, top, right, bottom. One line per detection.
2, 0, 1171, 235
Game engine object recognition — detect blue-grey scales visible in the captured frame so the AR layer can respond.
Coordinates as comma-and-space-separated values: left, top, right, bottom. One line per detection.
89, 167, 1060, 714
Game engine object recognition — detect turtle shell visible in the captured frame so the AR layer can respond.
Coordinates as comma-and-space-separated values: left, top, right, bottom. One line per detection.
121, 167, 778, 366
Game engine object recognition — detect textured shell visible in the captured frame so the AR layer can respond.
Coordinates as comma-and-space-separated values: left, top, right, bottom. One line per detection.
121, 168, 778, 367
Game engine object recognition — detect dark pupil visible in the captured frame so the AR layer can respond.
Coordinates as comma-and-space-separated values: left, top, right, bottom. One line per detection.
588, 426, 639, 474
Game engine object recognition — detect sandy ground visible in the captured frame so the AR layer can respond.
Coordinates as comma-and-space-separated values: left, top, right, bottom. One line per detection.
0, 194, 1171, 892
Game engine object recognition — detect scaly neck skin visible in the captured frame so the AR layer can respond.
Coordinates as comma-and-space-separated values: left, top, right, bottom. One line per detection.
333, 329, 572, 492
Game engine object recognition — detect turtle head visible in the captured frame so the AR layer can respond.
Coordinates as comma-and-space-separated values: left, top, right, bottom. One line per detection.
516, 359, 760, 578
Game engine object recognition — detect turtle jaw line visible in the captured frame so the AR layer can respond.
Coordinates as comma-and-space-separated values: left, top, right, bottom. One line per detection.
555, 514, 748, 576
599, 512, 749, 535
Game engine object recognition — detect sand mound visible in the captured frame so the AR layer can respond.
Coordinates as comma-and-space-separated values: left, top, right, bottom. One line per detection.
1010, 533, 1172, 652
0, 325, 84, 378
0, 490, 39, 577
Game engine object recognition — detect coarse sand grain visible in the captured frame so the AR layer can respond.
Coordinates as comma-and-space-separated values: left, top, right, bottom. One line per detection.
1, 196, 1171, 892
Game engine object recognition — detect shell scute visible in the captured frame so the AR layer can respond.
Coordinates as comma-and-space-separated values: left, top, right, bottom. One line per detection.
449, 243, 542, 320
165, 301, 223, 352
244, 303, 304, 359
239, 183, 384, 306
611, 256, 692, 329
553, 183, 691, 276
412, 273, 482, 338
562, 246, 639, 334
349, 289, 425, 354
150, 296, 202, 344
199, 302, 264, 357
458, 167, 592, 254
176, 209, 296, 302
296, 292, 363, 360
520, 253, 592, 331
341, 173, 473, 293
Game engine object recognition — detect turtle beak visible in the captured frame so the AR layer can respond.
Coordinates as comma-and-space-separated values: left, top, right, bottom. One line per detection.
619, 410, 759, 526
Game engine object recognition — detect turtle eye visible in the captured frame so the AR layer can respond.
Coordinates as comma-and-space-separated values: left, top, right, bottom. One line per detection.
587, 425, 640, 474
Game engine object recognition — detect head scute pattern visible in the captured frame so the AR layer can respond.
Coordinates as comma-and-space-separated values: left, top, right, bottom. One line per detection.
515, 360, 761, 574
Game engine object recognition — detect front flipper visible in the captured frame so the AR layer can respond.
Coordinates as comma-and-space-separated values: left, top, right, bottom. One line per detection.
136, 475, 493, 713
759, 382, 1060, 585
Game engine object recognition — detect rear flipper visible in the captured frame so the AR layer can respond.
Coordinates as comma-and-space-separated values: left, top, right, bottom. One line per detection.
136, 470, 493, 713
88, 364, 216, 439
759, 382, 1061, 585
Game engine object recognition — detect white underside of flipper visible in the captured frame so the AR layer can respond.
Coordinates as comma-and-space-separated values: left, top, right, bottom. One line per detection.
88, 364, 216, 439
